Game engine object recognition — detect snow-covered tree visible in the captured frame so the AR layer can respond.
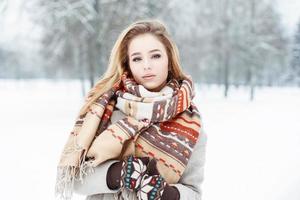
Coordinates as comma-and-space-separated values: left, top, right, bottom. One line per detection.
290, 21, 300, 86
0, 0, 290, 100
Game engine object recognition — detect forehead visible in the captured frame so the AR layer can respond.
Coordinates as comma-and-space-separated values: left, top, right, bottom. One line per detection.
128, 33, 166, 54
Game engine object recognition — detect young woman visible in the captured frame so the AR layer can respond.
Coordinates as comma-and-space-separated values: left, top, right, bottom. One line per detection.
55, 19, 207, 200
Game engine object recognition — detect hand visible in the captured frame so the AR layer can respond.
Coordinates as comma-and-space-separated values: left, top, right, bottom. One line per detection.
106, 155, 149, 191
137, 159, 180, 200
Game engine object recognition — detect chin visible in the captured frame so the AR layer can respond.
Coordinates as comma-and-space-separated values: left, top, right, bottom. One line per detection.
144, 85, 158, 90
142, 83, 157, 90
144, 83, 165, 92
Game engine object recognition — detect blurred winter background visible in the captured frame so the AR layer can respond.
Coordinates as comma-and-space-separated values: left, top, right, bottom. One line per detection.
0, 0, 300, 199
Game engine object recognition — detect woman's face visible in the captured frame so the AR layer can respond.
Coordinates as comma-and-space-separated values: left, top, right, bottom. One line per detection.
127, 33, 169, 92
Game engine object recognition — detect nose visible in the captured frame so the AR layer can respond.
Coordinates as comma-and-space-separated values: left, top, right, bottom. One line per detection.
143, 59, 151, 70
143, 65, 151, 70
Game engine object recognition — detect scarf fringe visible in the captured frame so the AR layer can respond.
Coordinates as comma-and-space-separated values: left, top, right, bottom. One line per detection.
55, 165, 77, 200
55, 149, 96, 200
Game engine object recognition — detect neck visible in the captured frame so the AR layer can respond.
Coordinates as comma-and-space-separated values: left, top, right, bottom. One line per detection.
148, 80, 167, 92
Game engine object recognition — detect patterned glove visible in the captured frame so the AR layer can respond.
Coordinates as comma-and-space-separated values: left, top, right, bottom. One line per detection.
137, 159, 180, 200
106, 155, 149, 191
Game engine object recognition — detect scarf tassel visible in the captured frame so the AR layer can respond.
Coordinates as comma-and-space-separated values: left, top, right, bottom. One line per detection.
55, 148, 96, 200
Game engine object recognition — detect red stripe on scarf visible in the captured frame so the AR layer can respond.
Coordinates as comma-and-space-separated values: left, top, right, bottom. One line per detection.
160, 122, 199, 143
175, 116, 201, 128
102, 107, 113, 120
176, 90, 184, 114
107, 128, 124, 144
182, 85, 189, 109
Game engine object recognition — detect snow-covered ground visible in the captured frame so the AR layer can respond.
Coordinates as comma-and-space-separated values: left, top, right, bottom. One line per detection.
0, 79, 299, 200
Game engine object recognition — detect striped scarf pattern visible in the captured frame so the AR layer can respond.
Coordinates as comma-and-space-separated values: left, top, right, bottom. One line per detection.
55, 72, 202, 200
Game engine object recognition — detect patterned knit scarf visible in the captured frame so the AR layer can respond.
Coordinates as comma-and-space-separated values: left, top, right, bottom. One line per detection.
55, 72, 202, 200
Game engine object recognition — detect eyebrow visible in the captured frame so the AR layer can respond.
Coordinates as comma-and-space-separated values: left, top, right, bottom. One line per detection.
130, 49, 161, 57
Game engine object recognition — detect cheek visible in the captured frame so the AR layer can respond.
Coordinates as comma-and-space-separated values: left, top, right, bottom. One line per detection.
129, 63, 142, 80
128, 61, 137, 75
157, 59, 169, 79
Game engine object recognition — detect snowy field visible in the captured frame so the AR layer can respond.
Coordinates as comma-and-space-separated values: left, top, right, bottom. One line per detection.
0, 79, 299, 200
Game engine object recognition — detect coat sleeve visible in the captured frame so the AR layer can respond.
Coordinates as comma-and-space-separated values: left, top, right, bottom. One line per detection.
73, 160, 119, 195
171, 128, 208, 200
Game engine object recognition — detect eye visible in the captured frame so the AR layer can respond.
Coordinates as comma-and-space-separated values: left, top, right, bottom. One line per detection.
132, 57, 141, 62
152, 54, 161, 59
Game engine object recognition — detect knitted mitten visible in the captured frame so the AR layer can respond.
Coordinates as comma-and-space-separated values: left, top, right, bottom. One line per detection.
106, 155, 149, 191
137, 159, 180, 200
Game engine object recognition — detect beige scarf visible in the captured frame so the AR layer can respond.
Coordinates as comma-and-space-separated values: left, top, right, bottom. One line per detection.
55, 72, 202, 200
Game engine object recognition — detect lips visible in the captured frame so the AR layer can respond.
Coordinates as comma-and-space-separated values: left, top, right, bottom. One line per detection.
142, 74, 156, 80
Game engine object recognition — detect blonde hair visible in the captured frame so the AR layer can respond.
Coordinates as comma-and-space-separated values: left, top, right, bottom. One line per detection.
78, 19, 187, 115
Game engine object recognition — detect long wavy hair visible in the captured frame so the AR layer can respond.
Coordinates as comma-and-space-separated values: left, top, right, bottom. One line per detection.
78, 19, 187, 115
